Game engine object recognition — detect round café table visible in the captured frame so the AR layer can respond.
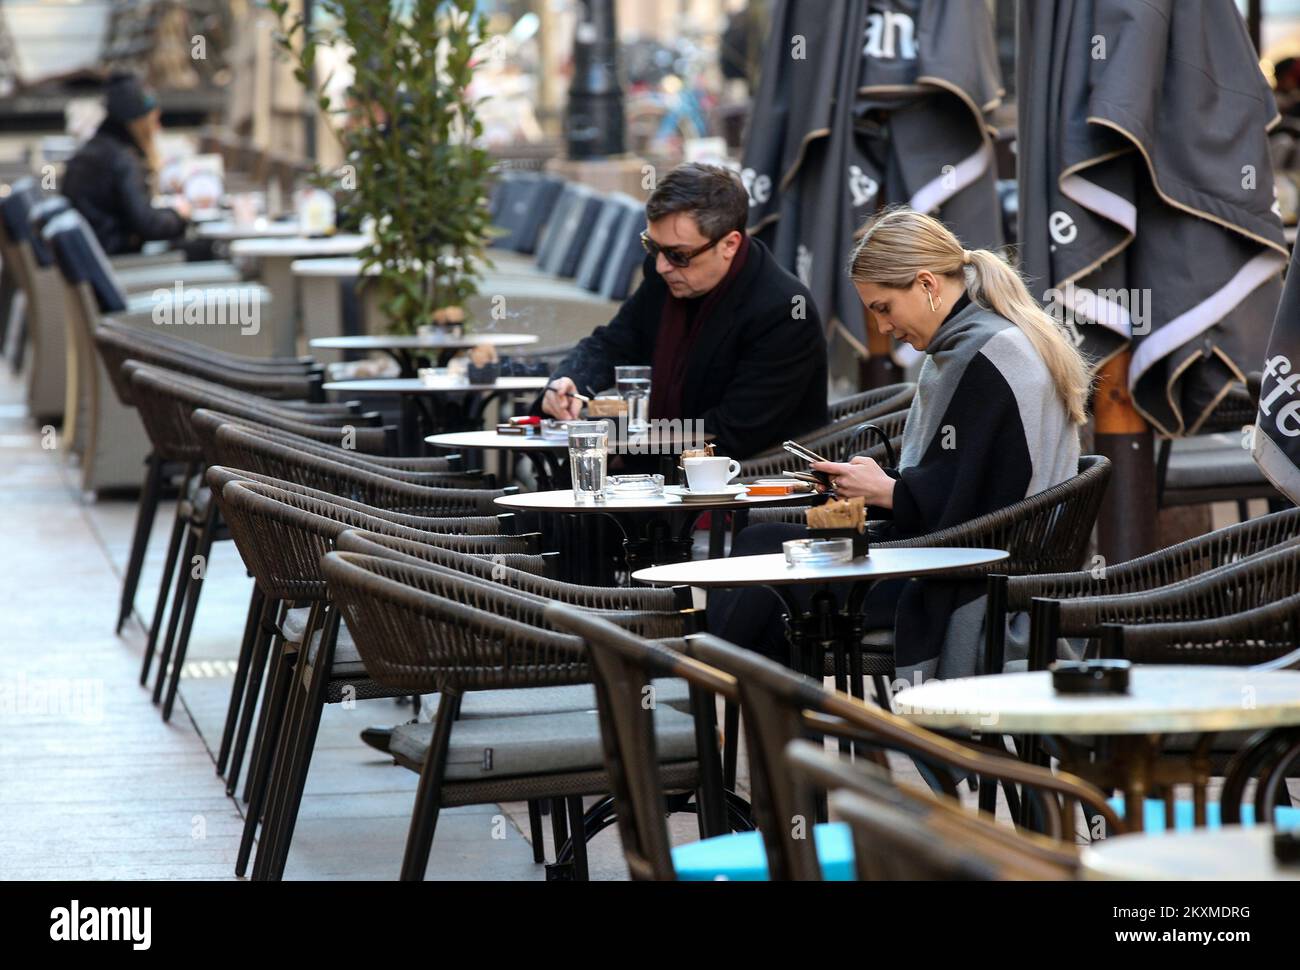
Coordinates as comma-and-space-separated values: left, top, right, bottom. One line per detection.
1081, 826, 1300, 881
323, 376, 548, 454
426, 426, 718, 490
892, 667, 1300, 833
497, 488, 817, 587
229, 234, 370, 356
634, 546, 1008, 788
633, 547, 1009, 680
310, 333, 539, 376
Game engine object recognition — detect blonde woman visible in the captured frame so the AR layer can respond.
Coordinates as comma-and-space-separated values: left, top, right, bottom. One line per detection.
709, 207, 1091, 681
63, 73, 190, 256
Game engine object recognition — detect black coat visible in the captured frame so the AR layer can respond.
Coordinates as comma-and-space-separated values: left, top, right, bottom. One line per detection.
62, 123, 187, 256
543, 238, 828, 459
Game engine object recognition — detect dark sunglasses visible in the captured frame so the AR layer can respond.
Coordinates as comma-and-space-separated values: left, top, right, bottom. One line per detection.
640, 230, 725, 269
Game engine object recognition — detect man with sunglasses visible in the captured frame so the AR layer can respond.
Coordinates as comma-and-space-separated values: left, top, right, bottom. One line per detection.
539, 163, 827, 459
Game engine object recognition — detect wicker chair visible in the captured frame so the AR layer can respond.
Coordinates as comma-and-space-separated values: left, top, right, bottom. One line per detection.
217, 480, 553, 880
124, 365, 501, 721
209, 422, 514, 516
205, 467, 537, 793
122, 364, 407, 712
987, 506, 1300, 673
1097, 590, 1300, 666
316, 551, 706, 881
545, 608, 1118, 880
738, 408, 910, 483
826, 382, 915, 424
95, 327, 350, 633
784, 741, 1079, 880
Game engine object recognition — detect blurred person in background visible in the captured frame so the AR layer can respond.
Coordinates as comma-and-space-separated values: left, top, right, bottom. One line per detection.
63, 72, 190, 256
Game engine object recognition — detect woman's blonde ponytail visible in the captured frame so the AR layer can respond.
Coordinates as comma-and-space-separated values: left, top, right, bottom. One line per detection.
849, 207, 1092, 425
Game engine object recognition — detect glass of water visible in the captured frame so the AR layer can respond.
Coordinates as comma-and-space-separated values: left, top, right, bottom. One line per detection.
615, 365, 652, 434
567, 420, 609, 504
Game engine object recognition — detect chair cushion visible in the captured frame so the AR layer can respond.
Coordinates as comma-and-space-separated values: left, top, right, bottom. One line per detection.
1106, 796, 1300, 833
43, 209, 126, 312
671, 822, 855, 881
1165, 433, 1269, 490
389, 704, 699, 780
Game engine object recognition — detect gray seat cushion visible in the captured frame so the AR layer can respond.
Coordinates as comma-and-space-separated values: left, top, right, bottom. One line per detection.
1165, 433, 1269, 489
390, 703, 699, 780
283, 606, 369, 679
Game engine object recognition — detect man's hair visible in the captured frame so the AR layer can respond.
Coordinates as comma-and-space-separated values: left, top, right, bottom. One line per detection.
645, 163, 748, 240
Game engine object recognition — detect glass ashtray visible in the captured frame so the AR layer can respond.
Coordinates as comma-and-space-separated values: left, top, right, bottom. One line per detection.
605, 474, 664, 497
540, 420, 572, 440
783, 538, 853, 567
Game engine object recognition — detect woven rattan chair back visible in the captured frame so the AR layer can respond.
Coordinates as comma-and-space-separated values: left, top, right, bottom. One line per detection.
878, 455, 1112, 577
740, 408, 909, 481
94, 318, 321, 405
204, 465, 513, 537
336, 529, 687, 612
219, 480, 536, 604
826, 382, 916, 424
828, 790, 1004, 880
212, 423, 510, 515
783, 740, 1080, 878
321, 551, 589, 693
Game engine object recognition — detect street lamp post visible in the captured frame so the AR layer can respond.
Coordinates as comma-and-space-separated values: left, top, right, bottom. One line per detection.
565, 0, 624, 159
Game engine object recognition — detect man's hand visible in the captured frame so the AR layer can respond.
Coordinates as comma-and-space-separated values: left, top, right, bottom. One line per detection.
811, 456, 895, 507
542, 376, 583, 420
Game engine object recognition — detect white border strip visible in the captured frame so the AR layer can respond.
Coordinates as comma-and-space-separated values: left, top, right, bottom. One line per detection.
908, 142, 993, 215
1130, 250, 1286, 385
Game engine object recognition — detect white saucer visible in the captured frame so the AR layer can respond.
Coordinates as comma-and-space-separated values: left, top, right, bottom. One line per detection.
664, 484, 747, 502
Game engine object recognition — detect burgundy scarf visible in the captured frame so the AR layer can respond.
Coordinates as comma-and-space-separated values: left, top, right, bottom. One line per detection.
648, 234, 751, 420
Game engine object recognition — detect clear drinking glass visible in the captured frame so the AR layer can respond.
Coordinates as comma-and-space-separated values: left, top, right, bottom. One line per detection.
615, 365, 652, 434
568, 421, 609, 504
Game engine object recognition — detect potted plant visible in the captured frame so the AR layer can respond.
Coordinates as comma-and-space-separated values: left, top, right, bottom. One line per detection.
268, 0, 493, 335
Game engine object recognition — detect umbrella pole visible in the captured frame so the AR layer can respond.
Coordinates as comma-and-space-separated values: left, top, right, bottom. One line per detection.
859, 308, 904, 390
1093, 351, 1157, 562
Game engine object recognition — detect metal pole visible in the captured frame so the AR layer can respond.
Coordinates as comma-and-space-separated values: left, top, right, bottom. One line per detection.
1093, 351, 1157, 563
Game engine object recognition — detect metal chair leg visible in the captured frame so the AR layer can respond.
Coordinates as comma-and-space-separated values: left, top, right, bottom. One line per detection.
217, 586, 267, 776
400, 690, 460, 881
151, 524, 198, 704
238, 601, 289, 800
117, 452, 163, 634
139, 495, 189, 686
527, 801, 546, 863
268, 609, 341, 880
161, 504, 219, 721
235, 634, 297, 877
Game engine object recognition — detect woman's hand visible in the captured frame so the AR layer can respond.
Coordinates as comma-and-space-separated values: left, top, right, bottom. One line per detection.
811, 456, 895, 508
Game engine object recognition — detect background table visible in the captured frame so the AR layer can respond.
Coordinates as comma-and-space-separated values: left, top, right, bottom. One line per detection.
1081, 826, 1300, 880
894, 667, 1300, 831
324, 376, 548, 453
230, 235, 371, 356
310, 333, 539, 374
498, 488, 818, 586
197, 218, 303, 241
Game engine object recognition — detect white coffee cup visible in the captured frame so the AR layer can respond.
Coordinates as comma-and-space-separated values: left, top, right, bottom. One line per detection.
684, 456, 741, 492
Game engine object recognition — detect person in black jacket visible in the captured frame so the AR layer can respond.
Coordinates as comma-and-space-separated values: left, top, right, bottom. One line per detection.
63, 73, 189, 256
540, 163, 827, 459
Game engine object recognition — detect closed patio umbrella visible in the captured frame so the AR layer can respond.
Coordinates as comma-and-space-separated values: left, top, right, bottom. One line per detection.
1017, 0, 1287, 438
1254, 241, 1300, 503
741, 0, 1004, 355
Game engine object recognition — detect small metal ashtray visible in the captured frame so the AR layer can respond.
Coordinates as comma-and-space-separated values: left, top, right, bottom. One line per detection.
783, 538, 853, 567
